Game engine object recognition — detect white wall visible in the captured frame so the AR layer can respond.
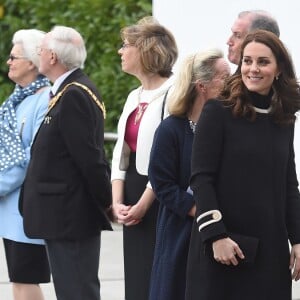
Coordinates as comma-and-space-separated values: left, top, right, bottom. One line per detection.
153, 0, 300, 180
153, 0, 300, 73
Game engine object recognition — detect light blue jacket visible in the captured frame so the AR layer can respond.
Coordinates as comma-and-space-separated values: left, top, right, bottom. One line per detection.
0, 87, 50, 244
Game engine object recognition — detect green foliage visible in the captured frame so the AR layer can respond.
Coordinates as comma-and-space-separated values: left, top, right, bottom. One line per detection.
0, 0, 152, 160
0, 0, 151, 127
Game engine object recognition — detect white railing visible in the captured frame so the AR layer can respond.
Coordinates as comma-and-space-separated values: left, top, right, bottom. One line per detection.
104, 132, 118, 142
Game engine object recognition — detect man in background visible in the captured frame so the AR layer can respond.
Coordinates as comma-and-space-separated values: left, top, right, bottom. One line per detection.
227, 10, 280, 65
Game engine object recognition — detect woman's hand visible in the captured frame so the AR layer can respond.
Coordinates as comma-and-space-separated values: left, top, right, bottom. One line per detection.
111, 203, 132, 224
123, 187, 156, 226
212, 237, 244, 266
290, 244, 300, 281
188, 205, 196, 217
122, 201, 147, 226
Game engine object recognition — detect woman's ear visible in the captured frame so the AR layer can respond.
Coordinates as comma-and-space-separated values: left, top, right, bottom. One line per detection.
275, 67, 281, 80
28, 61, 36, 71
195, 81, 206, 93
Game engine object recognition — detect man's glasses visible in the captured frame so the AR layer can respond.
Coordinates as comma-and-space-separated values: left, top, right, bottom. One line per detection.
8, 54, 27, 61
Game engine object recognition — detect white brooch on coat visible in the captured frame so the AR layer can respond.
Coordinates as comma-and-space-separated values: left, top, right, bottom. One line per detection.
44, 116, 52, 124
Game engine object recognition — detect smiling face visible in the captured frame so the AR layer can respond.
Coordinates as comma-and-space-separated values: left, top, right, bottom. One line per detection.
241, 41, 279, 95
7, 44, 36, 87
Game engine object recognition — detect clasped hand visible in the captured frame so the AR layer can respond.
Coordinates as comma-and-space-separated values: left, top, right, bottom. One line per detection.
112, 202, 146, 226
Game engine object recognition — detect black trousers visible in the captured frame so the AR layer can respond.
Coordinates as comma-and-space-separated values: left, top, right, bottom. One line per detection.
123, 152, 158, 300
46, 235, 101, 300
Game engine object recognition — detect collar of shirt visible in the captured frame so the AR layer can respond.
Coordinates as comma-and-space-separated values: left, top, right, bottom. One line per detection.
50, 68, 78, 95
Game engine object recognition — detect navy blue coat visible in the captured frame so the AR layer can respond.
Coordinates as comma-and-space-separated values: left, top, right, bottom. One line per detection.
148, 116, 194, 300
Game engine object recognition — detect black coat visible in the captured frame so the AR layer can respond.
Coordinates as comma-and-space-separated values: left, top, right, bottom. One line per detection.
185, 99, 300, 300
20, 69, 112, 240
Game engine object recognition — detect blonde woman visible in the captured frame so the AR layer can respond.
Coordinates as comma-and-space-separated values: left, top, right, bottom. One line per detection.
148, 49, 230, 300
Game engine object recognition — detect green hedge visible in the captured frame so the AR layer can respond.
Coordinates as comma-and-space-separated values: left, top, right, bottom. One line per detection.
0, 0, 152, 158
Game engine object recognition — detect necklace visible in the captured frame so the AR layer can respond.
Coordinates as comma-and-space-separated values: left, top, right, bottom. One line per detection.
189, 119, 197, 133
134, 88, 147, 125
134, 102, 148, 125
133, 86, 167, 125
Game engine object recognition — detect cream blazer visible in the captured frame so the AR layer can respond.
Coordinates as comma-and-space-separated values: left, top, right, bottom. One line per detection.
111, 77, 174, 183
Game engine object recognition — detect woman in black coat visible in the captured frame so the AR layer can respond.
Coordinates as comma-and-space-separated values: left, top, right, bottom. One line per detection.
148, 49, 230, 300
186, 30, 300, 300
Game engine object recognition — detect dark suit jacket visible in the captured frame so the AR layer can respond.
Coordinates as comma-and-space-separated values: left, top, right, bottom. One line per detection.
20, 69, 112, 240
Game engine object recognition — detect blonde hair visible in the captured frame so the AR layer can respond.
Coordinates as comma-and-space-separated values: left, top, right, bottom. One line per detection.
169, 48, 224, 116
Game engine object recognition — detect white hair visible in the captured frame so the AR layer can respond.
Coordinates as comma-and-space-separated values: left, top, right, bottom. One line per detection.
47, 25, 87, 70
12, 29, 45, 68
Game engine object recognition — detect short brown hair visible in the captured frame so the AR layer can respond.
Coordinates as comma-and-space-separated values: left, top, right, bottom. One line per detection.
121, 16, 178, 77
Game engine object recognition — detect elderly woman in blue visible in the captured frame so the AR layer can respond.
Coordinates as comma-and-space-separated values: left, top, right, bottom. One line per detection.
0, 29, 51, 300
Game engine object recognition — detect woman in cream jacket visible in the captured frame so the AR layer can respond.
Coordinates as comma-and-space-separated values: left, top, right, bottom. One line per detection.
111, 16, 178, 300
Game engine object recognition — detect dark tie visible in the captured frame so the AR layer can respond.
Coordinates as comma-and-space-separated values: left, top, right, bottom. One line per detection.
49, 90, 54, 99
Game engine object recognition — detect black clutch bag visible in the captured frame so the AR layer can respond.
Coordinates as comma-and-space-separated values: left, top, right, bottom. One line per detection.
228, 232, 259, 264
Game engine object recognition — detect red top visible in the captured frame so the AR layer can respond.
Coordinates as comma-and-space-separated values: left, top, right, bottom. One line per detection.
125, 102, 148, 152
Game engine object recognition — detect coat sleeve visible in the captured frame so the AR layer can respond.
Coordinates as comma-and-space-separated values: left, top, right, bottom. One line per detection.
59, 87, 112, 209
111, 92, 136, 181
286, 125, 300, 245
110, 109, 128, 181
148, 119, 194, 218
190, 100, 227, 242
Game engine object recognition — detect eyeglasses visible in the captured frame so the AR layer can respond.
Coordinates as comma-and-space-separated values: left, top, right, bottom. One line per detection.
121, 43, 133, 49
8, 54, 27, 61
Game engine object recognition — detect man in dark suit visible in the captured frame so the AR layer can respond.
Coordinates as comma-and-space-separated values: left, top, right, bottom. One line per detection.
19, 25, 112, 300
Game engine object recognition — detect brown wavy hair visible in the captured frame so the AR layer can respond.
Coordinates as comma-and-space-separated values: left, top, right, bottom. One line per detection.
220, 30, 300, 125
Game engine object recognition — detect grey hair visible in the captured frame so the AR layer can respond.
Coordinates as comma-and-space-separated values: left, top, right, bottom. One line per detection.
12, 29, 46, 68
238, 10, 280, 37
250, 15, 280, 37
47, 25, 87, 70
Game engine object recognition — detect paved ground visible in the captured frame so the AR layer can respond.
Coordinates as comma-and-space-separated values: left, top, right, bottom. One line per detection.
0, 224, 125, 300
1, 224, 300, 299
